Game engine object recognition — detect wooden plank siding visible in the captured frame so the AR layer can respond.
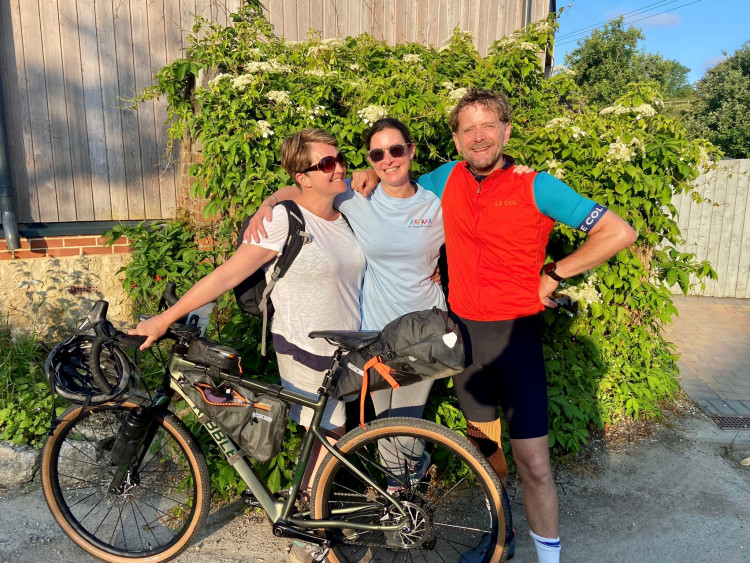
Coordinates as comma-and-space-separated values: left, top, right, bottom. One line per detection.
1, 0, 551, 226
672, 159, 750, 298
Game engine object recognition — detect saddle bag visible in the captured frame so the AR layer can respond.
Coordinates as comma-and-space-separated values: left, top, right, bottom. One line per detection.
180, 370, 288, 463
332, 308, 465, 423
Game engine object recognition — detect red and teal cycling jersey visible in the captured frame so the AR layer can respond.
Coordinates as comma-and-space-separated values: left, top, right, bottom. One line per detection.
418, 160, 606, 321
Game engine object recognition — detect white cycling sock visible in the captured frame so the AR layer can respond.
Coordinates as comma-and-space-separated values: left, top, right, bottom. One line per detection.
529, 529, 561, 563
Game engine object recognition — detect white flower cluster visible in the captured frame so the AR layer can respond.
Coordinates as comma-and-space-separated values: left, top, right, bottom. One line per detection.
570, 126, 587, 139
350, 63, 363, 71
231, 74, 254, 91
698, 146, 712, 170
533, 22, 553, 33
546, 159, 565, 180
304, 68, 338, 78
441, 81, 455, 90
552, 65, 576, 77
558, 272, 601, 312
402, 53, 422, 64
496, 35, 518, 48
255, 120, 273, 138
296, 105, 327, 121
246, 47, 262, 58
322, 37, 345, 47
267, 90, 291, 105
599, 103, 657, 118
357, 104, 388, 126
208, 73, 233, 87
448, 87, 468, 103
518, 42, 537, 52
244, 60, 292, 74
605, 136, 645, 163
545, 117, 572, 129
444, 87, 468, 113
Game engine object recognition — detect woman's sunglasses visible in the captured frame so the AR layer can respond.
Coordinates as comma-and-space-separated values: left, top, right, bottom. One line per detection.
302, 153, 346, 173
367, 143, 413, 163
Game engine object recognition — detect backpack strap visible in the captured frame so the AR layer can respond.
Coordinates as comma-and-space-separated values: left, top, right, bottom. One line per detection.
259, 200, 309, 355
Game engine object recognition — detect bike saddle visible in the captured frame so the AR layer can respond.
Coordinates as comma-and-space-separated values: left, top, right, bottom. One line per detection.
308, 330, 380, 351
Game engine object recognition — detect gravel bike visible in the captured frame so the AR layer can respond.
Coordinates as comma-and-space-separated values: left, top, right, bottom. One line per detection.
41, 288, 512, 562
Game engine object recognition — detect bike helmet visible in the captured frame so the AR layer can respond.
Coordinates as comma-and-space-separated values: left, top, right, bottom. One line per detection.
45, 335, 137, 404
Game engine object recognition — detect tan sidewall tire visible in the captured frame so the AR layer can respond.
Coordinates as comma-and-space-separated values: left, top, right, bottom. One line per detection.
311, 418, 507, 563
41, 402, 210, 563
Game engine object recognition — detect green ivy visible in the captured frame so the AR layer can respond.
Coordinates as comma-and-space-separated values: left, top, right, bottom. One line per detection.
0, 326, 66, 448
111, 6, 719, 495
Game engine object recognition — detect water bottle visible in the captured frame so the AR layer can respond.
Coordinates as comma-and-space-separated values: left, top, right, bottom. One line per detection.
187, 302, 216, 336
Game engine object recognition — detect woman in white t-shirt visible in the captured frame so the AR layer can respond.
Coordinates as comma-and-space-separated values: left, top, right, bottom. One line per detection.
130, 129, 366, 494
245, 119, 445, 492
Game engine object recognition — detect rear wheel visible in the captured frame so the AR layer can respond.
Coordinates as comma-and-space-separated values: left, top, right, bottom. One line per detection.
41, 402, 210, 562
311, 417, 511, 562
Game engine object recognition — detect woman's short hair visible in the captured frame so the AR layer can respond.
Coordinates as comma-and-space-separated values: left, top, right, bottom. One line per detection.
363, 118, 413, 149
281, 129, 338, 185
449, 88, 511, 132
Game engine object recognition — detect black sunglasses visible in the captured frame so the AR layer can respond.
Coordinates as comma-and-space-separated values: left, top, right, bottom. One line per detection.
302, 153, 346, 173
367, 143, 413, 163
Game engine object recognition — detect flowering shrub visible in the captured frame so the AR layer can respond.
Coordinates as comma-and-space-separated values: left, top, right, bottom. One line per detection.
125, 4, 718, 491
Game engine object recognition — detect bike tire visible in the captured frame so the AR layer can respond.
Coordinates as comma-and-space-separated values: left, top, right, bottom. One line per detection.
311, 417, 512, 563
41, 402, 211, 562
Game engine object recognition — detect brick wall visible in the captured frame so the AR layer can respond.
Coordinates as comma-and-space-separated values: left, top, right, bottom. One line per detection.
0, 235, 131, 260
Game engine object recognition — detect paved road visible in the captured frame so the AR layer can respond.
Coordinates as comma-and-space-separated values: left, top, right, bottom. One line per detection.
664, 295, 750, 427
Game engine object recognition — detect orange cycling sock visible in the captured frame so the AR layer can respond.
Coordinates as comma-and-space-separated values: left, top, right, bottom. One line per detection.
466, 418, 507, 481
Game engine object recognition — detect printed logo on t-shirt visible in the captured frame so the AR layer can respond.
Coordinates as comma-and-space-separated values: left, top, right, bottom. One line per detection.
408, 218, 433, 227
578, 203, 607, 233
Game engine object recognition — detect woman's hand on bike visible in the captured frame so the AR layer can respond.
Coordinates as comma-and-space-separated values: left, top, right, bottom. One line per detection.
128, 315, 171, 350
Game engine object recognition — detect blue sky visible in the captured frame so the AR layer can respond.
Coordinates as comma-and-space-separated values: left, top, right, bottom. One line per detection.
554, 0, 750, 84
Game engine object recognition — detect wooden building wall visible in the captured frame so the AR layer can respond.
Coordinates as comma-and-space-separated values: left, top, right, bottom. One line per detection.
0, 0, 551, 226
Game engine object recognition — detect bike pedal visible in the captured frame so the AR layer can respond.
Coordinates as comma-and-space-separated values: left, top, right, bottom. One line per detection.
241, 489, 262, 508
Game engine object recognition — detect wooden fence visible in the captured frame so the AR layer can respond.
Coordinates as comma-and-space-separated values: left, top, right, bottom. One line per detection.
673, 159, 750, 298
0, 0, 551, 226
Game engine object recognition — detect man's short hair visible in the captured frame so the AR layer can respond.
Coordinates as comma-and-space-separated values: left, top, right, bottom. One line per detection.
281, 129, 338, 185
449, 88, 512, 132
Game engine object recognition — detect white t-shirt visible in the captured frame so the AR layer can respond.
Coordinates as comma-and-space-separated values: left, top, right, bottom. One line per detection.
334, 182, 446, 330
250, 204, 366, 359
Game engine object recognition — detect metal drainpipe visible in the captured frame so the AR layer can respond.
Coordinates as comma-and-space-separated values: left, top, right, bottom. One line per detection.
0, 63, 20, 250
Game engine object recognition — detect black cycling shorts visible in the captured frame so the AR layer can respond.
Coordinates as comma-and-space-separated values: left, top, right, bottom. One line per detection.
451, 313, 548, 440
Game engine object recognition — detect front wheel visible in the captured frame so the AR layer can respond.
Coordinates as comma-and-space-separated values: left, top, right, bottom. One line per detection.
41, 402, 210, 562
311, 417, 511, 562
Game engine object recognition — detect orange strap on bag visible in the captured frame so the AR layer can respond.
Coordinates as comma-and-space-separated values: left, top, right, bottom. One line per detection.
359, 356, 400, 427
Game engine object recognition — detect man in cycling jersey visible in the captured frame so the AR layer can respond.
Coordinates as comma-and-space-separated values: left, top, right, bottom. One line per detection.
408, 88, 637, 563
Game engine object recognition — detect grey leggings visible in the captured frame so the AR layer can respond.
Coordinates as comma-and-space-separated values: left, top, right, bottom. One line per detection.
370, 379, 434, 486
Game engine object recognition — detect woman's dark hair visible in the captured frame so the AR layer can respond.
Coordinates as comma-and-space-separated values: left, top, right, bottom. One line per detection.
363, 117, 413, 149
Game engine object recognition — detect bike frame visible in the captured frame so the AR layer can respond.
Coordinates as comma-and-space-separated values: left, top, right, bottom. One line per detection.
143, 346, 409, 533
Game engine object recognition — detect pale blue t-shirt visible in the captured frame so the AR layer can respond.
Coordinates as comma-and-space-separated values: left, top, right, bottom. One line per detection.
334, 181, 446, 330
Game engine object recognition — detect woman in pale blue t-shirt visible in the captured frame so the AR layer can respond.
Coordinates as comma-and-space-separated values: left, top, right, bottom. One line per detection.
246, 118, 445, 489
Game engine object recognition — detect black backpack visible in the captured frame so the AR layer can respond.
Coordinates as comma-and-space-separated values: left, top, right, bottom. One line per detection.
234, 200, 309, 355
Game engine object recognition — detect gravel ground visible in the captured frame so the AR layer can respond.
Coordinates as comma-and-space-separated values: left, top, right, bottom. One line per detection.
1, 406, 749, 563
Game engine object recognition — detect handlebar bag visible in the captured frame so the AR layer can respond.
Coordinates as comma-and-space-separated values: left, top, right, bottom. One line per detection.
331, 307, 465, 401
179, 372, 288, 463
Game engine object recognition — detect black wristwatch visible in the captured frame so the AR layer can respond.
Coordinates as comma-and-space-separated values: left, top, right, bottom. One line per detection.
543, 262, 565, 283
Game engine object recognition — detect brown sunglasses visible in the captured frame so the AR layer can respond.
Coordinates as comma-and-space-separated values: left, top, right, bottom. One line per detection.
367, 143, 413, 162
302, 153, 346, 173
